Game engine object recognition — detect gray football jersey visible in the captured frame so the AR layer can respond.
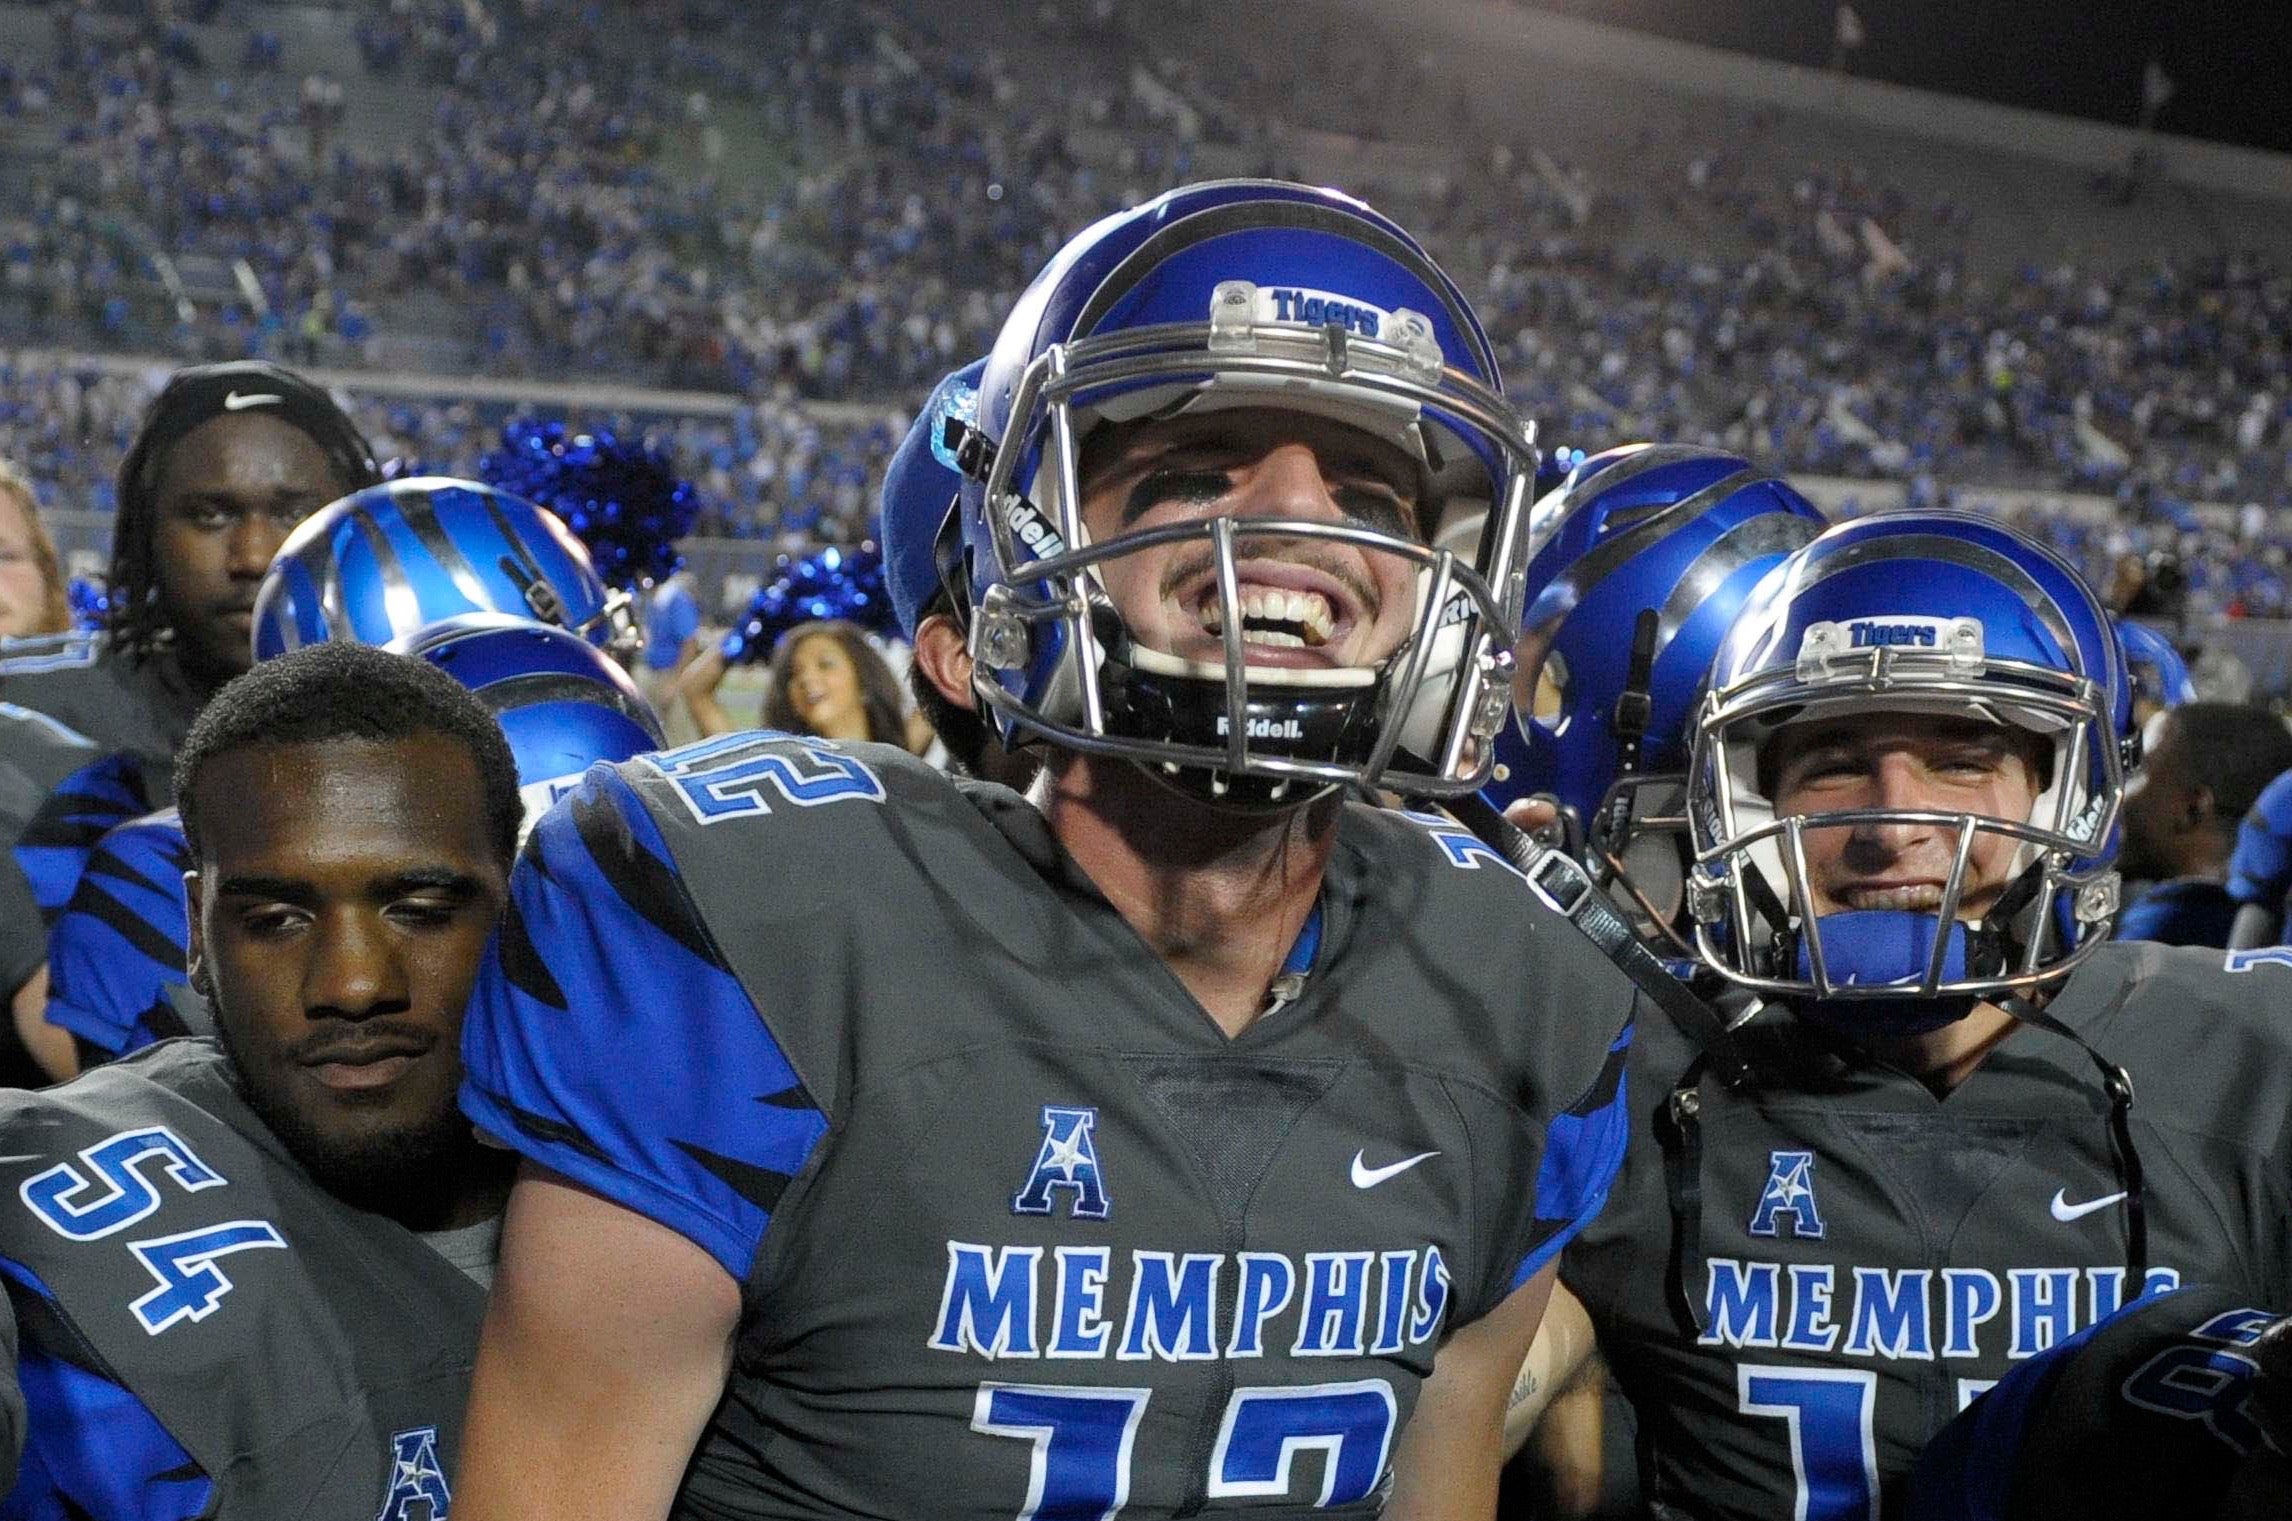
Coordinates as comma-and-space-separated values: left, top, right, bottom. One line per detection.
0, 632, 202, 771
1563, 940, 2292, 1521
462, 731, 1640, 1518
1, 703, 97, 1044
0, 1039, 484, 1518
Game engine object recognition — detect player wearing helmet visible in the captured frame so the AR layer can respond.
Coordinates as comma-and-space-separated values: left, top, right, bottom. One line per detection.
1514, 512, 2292, 1521
1485, 443, 1826, 952
452, 182, 1640, 1520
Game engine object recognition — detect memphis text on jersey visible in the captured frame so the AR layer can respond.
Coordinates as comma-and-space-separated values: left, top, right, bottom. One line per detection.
928, 1241, 1451, 1361
1699, 1150, 2178, 1362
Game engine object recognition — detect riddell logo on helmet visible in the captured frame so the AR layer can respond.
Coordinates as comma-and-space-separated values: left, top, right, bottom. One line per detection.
1216, 714, 1307, 741
1005, 500, 1066, 558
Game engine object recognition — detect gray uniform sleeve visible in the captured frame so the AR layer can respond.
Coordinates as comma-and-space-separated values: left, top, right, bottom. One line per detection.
0, 1281, 21, 1487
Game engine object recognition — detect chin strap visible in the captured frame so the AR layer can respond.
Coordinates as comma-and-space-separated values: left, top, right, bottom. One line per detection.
1439, 789, 1760, 1088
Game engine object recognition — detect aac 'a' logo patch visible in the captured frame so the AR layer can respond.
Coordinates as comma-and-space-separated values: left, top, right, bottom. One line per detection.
1012, 1105, 1111, 1221
1747, 1149, 1827, 1240
375, 1426, 452, 1520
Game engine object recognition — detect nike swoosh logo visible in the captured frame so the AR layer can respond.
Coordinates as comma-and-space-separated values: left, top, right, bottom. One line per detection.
1350, 1149, 1439, 1189
2050, 1188, 2130, 1223
222, 390, 282, 410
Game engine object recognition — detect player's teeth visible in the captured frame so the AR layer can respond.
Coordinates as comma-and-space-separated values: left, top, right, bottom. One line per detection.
1848, 885, 1944, 911
1302, 594, 1333, 645
1243, 629, 1306, 648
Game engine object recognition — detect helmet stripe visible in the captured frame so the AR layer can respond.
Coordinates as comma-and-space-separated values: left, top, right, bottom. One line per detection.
395, 483, 497, 611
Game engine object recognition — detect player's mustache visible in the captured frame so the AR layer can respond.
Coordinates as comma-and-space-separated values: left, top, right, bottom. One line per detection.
290, 1021, 438, 1067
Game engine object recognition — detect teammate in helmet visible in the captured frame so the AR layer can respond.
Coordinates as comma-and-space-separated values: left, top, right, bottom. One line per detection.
253, 476, 636, 662
452, 181, 1639, 1520
2117, 617, 2197, 730
1507, 512, 2292, 1520
883, 357, 1042, 789
0, 643, 518, 1513
1485, 443, 1825, 950
37, 614, 664, 1076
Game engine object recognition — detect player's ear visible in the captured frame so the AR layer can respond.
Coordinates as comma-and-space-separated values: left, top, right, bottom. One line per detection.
183, 870, 213, 998
913, 612, 978, 713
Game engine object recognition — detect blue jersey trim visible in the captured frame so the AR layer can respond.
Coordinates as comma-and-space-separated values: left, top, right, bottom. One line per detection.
459, 763, 831, 1285
44, 813, 191, 1057
0, 1257, 214, 1521
1508, 1023, 1633, 1293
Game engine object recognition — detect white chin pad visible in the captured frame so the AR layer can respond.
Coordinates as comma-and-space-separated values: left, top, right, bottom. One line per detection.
1129, 644, 1377, 690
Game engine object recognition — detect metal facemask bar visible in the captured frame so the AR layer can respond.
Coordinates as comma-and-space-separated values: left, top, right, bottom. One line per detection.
967, 312, 1536, 797
1587, 771, 1700, 958
1686, 644, 2126, 1001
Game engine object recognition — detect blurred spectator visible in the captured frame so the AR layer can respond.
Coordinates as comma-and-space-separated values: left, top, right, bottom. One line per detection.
2116, 701, 2292, 946
681, 618, 918, 748
0, 459, 73, 639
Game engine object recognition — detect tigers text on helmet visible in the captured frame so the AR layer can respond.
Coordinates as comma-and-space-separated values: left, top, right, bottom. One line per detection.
951, 180, 1537, 809
1484, 444, 1825, 946
390, 613, 663, 839
1685, 512, 2133, 1026
252, 478, 637, 664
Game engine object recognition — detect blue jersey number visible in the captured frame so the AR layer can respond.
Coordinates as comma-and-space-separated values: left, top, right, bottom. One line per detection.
1738, 1366, 1879, 1521
973, 1379, 1397, 1517
2120, 1308, 2274, 1457
19, 1126, 286, 1333
644, 732, 886, 824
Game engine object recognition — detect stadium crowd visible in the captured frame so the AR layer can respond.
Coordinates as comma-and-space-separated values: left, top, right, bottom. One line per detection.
2, 0, 2286, 536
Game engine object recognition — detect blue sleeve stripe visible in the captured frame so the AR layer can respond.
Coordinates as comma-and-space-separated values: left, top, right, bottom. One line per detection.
459, 1081, 762, 1284
2, 1257, 215, 1521
1509, 1024, 1633, 1293
567, 780, 731, 971
459, 765, 830, 1285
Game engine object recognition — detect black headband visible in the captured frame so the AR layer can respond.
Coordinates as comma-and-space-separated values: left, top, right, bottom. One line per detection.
121, 360, 380, 499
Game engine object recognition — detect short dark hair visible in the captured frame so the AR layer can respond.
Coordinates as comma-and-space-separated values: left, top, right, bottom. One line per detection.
176, 643, 523, 870
2165, 702, 2292, 823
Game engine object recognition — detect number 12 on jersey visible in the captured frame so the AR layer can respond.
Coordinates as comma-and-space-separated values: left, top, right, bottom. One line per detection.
973, 1377, 1397, 1518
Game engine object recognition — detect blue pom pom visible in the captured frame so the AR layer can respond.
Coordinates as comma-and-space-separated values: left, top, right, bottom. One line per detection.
66, 577, 110, 631
478, 419, 701, 590
721, 540, 895, 666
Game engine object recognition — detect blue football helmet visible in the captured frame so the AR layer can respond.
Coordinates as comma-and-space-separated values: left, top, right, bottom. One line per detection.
883, 357, 986, 641
253, 478, 636, 663
950, 180, 1537, 807
1486, 444, 1825, 940
2116, 618, 2196, 714
1686, 512, 2133, 1021
390, 613, 663, 836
